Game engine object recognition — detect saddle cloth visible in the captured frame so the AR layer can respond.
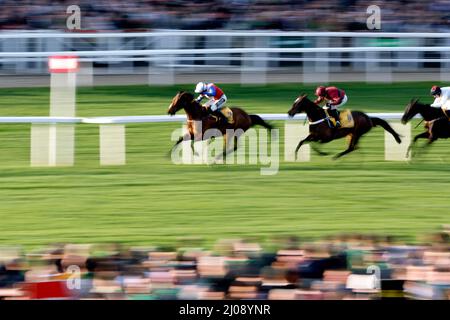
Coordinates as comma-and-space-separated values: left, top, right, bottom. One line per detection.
330, 109, 354, 128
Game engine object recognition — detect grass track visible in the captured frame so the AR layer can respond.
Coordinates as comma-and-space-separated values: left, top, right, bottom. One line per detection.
0, 82, 448, 249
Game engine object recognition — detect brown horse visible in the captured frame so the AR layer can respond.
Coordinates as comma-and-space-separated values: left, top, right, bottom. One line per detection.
167, 91, 273, 157
401, 98, 450, 157
287, 94, 402, 159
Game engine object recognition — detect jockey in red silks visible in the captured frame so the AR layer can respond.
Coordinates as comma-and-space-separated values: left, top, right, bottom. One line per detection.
314, 86, 348, 128
195, 82, 234, 124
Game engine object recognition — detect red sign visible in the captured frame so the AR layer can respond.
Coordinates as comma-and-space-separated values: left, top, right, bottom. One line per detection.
48, 56, 79, 73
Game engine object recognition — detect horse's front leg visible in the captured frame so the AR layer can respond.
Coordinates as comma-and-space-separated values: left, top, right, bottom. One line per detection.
295, 134, 313, 155
407, 131, 429, 158
169, 132, 191, 157
191, 136, 198, 156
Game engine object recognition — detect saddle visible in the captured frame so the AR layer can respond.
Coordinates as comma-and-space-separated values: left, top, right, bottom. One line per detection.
205, 112, 228, 126
203, 107, 233, 126
327, 109, 354, 129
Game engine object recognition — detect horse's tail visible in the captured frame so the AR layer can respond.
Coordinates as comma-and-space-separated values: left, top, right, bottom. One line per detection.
371, 117, 402, 144
249, 114, 273, 130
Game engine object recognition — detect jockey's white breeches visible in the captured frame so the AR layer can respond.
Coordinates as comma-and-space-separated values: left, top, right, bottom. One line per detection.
329, 95, 348, 110
204, 95, 227, 111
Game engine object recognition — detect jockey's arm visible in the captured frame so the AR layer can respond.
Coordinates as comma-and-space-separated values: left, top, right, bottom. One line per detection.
195, 95, 204, 103
430, 98, 441, 108
206, 86, 216, 97
329, 97, 342, 106
431, 94, 448, 108
431, 88, 450, 108
314, 96, 324, 104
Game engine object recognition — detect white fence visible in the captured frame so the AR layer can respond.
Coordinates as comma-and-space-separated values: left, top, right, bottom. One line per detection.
0, 113, 412, 166
1, 31, 450, 83
0, 113, 407, 124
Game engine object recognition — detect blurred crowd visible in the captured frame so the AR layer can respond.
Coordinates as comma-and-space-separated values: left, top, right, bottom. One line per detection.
0, 0, 449, 32
0, 228, 449, 300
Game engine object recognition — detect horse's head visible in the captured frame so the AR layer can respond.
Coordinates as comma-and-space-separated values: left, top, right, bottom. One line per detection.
288, 93, 308, 118
401, 98, 419, 124
167, 91, 195, 115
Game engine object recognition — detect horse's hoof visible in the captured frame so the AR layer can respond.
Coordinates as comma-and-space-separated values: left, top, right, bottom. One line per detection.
166, 151, 174, 159
214, 156, 224, 164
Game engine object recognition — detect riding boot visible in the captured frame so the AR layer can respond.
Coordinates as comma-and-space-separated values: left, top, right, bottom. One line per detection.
331, 109, 341, 128
215, 110, 228, 126
207, 108, 221, 123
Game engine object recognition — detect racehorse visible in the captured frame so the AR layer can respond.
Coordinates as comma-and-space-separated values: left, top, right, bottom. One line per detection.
287, 94, 402, 159
167, 91, 273, 157
401, 98, 450, 157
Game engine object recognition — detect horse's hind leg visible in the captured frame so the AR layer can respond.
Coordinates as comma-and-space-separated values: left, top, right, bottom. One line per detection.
417, 135, 438, 157
407, 131, 429, 158
333, 134, 360, 160
221, 134, 240, 159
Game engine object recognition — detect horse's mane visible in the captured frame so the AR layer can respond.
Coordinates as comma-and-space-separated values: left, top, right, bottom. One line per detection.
176, 90, 194, 99
298, 94, 320, 108
412, 98, 430, 107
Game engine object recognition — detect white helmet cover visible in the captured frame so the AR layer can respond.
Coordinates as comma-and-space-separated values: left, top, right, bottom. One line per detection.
195, 82, 206, 93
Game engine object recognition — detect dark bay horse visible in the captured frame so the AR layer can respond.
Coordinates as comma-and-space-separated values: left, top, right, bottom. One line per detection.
167, 91, 273, 156
401, 98, 450, 157
287, 94, 402, 159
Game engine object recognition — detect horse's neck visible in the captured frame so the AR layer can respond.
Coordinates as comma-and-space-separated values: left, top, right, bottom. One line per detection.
305, 101, 326, 121
420, 104, 441, 120
184, 102, 204, 120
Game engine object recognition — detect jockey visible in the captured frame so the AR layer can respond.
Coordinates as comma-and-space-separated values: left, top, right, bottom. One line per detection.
194, 82, 234, 124
430, 85, 450, 116
314, 86, 348, 128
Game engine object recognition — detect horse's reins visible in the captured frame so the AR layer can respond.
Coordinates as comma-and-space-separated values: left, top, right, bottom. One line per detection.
412, 106, 450, 128
441, 106, 450, 119
308, 117, 329, 125
186, 98, 215, 123
300, 105, 331, 126
414, 119, 424, 129
309, 105, 332, 126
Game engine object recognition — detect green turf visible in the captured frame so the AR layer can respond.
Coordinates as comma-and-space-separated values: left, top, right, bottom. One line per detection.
0, 82, 448, 249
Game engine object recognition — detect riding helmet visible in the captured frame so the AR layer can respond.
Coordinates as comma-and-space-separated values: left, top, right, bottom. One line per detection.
195, 82, 206, 93
431, 85, 441, 96
315, 86, 326, 97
